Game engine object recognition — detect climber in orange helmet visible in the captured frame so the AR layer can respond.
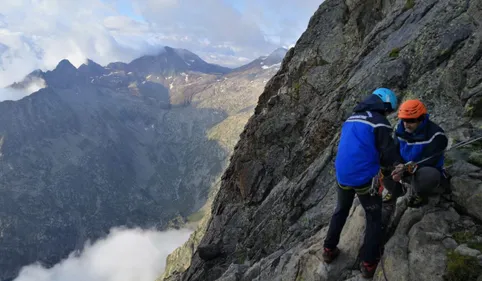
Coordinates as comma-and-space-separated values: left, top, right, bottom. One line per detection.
383, 99, 450, 208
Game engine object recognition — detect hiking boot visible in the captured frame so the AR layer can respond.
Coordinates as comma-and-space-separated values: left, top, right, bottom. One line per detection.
360, 261, 378, 278
322, 247, 340, 264
407, 194, 428, 208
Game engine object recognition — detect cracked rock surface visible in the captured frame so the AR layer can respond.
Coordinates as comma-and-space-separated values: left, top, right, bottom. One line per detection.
161, 0, 482, 280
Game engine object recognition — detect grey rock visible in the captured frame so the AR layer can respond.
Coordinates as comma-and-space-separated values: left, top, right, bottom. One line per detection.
442, 238, 458, 249
455, 244, 482, 257
216, 264, 249, 281
343, 274, 367, 281
464, 219, 476, 228
374, 234, 410, 281
198, 244, 223, 261
451, 176, 482, 221
448, 161, 481, 177
374, 208, 460, 281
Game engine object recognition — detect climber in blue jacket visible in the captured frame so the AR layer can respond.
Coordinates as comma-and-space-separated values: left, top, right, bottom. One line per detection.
383, 99, 449, 207
322, 88, 403, 278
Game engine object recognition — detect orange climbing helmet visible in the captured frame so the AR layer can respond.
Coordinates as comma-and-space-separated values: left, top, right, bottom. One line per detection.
398, 99, 427, 119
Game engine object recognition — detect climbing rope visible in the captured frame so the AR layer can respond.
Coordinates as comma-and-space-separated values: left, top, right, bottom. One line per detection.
380, 248, 389, 281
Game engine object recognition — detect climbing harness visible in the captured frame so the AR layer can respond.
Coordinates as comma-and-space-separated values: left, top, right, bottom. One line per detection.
369, 174, 379, 196
337, 170, 385, 196
338, 182, 372, 196
368, 170, 384, 197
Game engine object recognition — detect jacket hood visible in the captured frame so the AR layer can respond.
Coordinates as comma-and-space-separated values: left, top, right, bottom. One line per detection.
353, 94, 388, 113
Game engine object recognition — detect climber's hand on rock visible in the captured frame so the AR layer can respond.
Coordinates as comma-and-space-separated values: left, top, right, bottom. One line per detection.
391, 164, 405, 182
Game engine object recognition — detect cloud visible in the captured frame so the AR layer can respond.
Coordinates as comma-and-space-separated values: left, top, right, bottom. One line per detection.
0, 77, 46, 102
0, 87, 32, 102
132, 0, 277, 60
0, 0, 323, 89
126, 0, 322, 66
13, 227, 193, 281
243, 0, 323, 45
0, 0, 162, 88
104, 16, 150, 34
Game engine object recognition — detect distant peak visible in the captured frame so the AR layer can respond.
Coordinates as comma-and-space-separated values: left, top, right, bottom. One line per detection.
174, 48, 195, 56
268, 48, 288, 58
28, 69, 44, 77
44, 58, 79, 87
85, 59, 99, 66
78, 59, 106, 76
106, 61, 128, 70
274, 47, 288, 52
163, 46, 176, 54
55, 59, 77, 71
78, 59, 101, 69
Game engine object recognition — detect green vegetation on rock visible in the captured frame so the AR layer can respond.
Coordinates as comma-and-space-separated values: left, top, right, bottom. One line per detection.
444, 156, 455, 167
444, 250, 482, 281
187, 210, 205, 223
389, 48, 400, 58
404, 0, 415, 11
468, 152, 482, 167
452, 230, 475, 244
467, 241, 482, 252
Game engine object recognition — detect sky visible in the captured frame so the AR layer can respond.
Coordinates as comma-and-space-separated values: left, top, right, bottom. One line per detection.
0, 0, 323, 90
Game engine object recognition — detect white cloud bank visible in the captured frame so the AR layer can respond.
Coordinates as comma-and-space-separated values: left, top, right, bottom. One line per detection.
13, 227, 193, 281
0, 0, 323, 100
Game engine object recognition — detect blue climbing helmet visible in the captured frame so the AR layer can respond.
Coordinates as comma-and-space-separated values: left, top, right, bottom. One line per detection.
372, 88, 397, 112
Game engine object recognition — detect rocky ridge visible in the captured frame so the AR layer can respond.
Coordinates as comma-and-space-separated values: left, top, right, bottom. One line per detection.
160, 0, 482, 281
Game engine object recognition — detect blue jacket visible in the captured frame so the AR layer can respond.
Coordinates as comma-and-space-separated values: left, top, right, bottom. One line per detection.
335, 95, 402, 187
394, 114, 448, 170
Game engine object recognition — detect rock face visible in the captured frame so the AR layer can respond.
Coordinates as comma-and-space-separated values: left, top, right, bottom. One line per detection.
0, 47, 284, 281
161, 1, 482, 281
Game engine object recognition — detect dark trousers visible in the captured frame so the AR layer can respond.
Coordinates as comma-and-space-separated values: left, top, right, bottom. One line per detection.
382, 166, 445, 199
323, 184, 382, 263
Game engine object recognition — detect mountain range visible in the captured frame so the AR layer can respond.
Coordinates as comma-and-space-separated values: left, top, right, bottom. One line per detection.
0, 46, 287, 281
